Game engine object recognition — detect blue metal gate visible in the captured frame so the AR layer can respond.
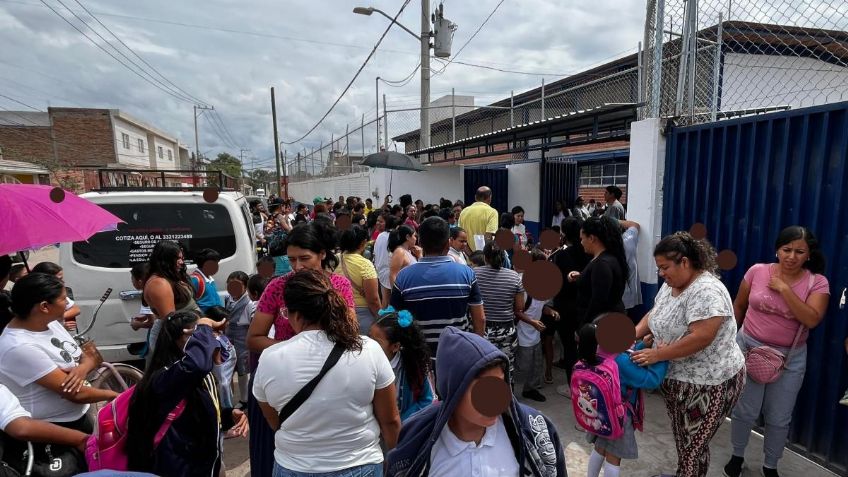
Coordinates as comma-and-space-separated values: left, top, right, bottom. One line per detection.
464, 166, 508, 215
663, 101, 848, 475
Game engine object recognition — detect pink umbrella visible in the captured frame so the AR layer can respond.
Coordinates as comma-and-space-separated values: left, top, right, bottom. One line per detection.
0, 184, 124, 257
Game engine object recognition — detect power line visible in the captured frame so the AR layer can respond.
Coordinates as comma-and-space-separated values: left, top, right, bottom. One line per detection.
0, 94, 41, 111
70, 0, 210, 106
37, 0, 197, 104
432, 0, 506, 77
281, 0, 414, 145
379, 63, 421, 88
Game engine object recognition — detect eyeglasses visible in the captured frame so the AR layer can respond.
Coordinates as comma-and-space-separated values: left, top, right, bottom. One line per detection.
50, 337, 80, 364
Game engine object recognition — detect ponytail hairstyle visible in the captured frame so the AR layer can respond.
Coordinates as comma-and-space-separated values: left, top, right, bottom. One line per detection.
339, 225, 369, 254
775, 226, 826, 275
373, 307, 430, 400
483, 240, 505, 270
654, 231, 719, 274
286, 221, 340, 271
128, 310, 211, 472
11, 272, 66, 319
577, 320, 602, 366
388, 225, 415, 253
581, 216, 629, 281
383, 213, 400, 232
283, 269, 362, 352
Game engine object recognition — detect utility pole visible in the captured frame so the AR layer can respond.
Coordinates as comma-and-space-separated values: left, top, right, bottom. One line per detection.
376, 77, 381, 149
420, 0, 431, 152
193, 104, 213, 184
239, 148, 250, 192
270, 87, 281, 197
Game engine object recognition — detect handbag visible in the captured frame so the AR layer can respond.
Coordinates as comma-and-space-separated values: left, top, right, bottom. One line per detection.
744, 272, 815, 384
277, 343, 345, 429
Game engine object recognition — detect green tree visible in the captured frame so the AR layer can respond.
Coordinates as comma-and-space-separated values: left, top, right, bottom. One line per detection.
247, 168, 276, 189
207, 152, 242, 179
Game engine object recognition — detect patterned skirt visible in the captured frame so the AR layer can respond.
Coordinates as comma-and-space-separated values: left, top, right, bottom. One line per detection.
485, 320, 518, 384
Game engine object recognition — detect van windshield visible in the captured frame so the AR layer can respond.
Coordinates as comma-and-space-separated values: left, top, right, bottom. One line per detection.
72, 203, 237, 268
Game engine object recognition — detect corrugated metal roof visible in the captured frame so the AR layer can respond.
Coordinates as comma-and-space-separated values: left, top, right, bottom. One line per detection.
0, 111, 50, 127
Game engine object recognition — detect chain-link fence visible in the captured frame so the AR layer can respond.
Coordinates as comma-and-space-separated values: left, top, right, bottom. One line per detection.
384, 68, 640, 153
642, 0, 848, 125
287, 115, 381, 181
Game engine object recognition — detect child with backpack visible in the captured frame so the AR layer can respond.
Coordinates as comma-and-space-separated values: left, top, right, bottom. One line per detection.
571, 316, 668, 477
121, 311, 247, 476
189, 249, 223, 313
224, 271, 255, 410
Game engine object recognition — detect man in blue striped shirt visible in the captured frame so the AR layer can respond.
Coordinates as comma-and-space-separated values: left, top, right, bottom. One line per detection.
391, 217, 485, 360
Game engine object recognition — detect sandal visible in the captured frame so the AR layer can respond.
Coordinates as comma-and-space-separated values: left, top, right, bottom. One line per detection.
544, 375, 554, 384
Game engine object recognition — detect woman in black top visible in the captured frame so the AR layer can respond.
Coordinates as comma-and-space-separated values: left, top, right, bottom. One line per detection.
568, 216, 628, 325
550, 217, 592, 384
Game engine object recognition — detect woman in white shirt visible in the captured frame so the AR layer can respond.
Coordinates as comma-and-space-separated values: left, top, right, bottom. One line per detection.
0, 273, 117, 439
253, 269, 401, 476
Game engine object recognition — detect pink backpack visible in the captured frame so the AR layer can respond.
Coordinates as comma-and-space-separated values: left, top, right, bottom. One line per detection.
85, 385, 186, 471
571, 357, 633, 439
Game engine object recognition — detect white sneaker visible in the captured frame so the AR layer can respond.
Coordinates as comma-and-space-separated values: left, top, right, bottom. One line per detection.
556, 384, 571, 398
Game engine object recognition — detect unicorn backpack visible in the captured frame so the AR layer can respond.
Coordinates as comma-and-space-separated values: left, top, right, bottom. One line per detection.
570, 356, 627, 439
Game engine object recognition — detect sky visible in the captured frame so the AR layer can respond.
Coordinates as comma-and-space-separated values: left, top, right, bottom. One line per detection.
0, 0, 647, 171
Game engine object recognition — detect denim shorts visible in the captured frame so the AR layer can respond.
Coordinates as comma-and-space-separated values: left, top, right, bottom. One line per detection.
272, 462, 383, 477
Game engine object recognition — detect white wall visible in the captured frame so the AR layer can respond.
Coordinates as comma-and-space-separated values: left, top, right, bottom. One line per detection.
507, 162, 540, 222
112, 120, 150, 168
627, 118, 666, 285
152, 137, 176, 170
722, 54, 848, 110
288, 166, 463, 207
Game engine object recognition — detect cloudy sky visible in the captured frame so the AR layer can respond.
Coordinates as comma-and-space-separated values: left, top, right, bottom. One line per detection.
0, 0, 647, 170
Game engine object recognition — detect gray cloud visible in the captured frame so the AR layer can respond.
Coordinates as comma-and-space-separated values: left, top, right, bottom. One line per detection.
0, 0, 645, 168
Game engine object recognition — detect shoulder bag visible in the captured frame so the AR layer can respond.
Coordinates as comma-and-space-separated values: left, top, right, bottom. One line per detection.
277, 343, 345, 428
744, 271, 815, 384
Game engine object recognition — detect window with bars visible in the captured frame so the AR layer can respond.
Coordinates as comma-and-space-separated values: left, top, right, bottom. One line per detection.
121, 133, 130, 149
578, 162, 628, 187
157, 146, 163, 158
167, 150, 172, 161
137, 138, 145, 153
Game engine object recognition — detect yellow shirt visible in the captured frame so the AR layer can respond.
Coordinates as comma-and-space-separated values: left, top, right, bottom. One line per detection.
364, 206, 373, 216
338, 252, 378, 307
458, 201, 499, 251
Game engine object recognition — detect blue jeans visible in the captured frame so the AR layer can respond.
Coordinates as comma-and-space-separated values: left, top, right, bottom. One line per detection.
272, 463, 383, 477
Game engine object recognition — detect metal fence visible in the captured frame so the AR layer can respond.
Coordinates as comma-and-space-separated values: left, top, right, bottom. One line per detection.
642, 0, 848, 125
286, 115, 381, 181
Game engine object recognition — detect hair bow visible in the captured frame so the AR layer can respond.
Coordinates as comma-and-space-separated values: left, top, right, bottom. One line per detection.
378, 306, 396, 316
397, 310, 413, 328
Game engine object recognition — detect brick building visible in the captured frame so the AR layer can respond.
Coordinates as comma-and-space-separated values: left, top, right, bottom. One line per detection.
0, 108, 191, 192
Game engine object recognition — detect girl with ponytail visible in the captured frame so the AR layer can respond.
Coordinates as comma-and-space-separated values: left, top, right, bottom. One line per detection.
126, 311, 248, 476
369, 307, 434, 421
569, 216, 628, 326
253, 269, 401, 475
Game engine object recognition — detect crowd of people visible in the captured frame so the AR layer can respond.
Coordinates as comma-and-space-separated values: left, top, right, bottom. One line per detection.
0, 185, 843, 477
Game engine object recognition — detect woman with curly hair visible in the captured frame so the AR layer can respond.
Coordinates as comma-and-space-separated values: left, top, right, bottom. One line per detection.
253, 269, 401, 475
630, 232, 745, 477
369, 307, 434, 421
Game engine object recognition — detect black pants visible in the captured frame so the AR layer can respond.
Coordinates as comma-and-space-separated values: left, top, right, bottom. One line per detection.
553, 309, 581, 381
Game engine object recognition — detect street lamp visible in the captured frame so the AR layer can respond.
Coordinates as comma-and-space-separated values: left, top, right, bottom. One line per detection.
354, 3, 432, 151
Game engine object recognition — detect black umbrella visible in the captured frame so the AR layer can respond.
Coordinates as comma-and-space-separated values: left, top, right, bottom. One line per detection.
361, 151, 426, 172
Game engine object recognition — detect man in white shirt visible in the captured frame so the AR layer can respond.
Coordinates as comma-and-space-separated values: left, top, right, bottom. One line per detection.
603, 186, 626, 220
387, 327, 567, 476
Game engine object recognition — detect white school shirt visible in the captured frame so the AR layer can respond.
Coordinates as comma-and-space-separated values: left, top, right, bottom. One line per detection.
253, 330, 395, 473
0, 320, 90, 422
516, 293, 546, 347
0, 384, 31, 431
429, 416, 520, 477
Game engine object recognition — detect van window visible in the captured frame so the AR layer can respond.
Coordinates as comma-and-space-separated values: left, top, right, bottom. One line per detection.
72, 203, 237, 268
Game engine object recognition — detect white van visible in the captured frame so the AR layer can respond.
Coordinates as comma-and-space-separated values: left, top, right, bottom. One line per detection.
60, 190, 257, 363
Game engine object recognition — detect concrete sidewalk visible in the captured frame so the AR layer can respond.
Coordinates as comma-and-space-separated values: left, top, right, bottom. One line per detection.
524, 365, 836, 477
